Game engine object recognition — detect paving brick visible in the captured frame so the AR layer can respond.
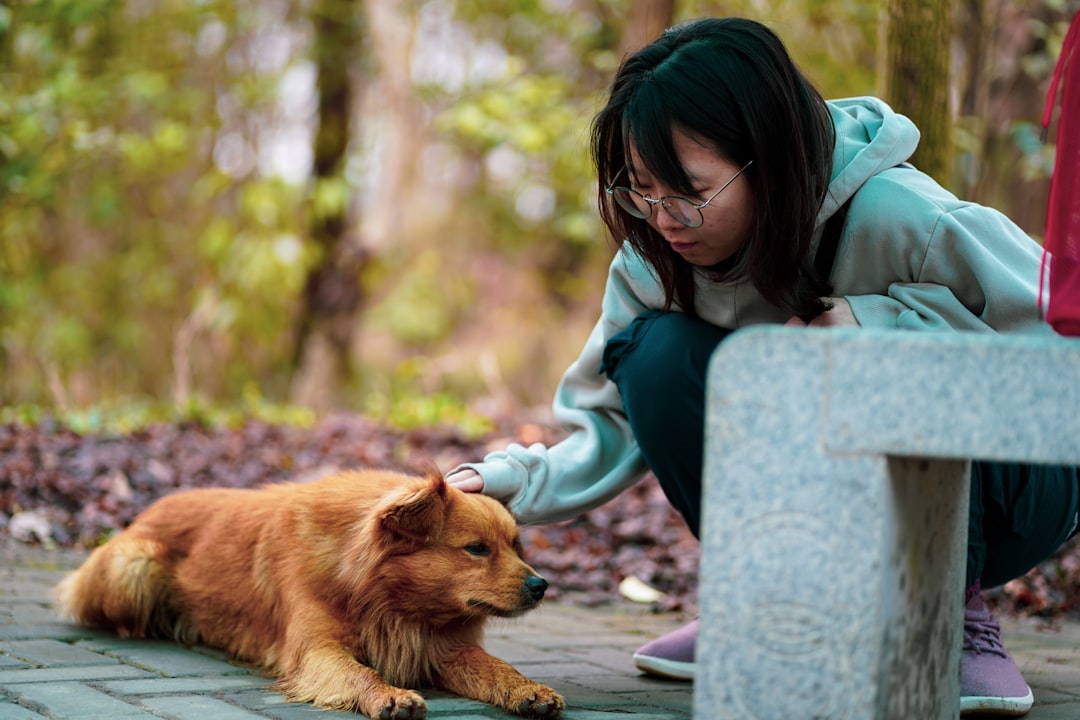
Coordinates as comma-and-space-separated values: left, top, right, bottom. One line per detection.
1033, 687, 1080, 706
4, 680, 159, 718
0, 696, 50, 720
540, 681, 645, 711
564, 673, 686, 693
228, 690, 358, 718
0, 653, 30, 669
0, 622, 98, 641
98, 674, 273, 696
139, 694, 267, 719
5, 605, 62, 625
504, 661, 613, 679
230, 689, 505, 719
0, 663, 154, 684
549, 644, 641, 673
1028, 702, 1080, 720
480, 637, 570, 664
421, 691, 491, 716
523, 632, 626, 649
0, 639, 118, 667
77, 638, 254, 677
564, 712, 683, 720
0, 580, 55, 604
618, 688, 695, 714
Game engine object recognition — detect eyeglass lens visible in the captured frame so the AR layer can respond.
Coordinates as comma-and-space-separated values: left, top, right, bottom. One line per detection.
610, 188, 701, 227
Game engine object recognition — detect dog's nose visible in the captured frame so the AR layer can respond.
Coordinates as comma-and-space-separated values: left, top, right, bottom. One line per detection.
524, 575, 548, 601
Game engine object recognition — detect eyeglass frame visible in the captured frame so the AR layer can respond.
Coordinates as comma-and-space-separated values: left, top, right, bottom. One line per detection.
605, 160, 754, 228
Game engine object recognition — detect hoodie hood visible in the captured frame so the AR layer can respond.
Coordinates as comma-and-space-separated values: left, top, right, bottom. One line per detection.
820, 97, 921, 222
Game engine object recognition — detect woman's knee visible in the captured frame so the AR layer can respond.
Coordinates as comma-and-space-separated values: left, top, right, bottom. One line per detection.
602, 311, 731, 400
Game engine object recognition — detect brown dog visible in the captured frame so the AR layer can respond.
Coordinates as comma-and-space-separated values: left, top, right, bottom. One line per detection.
54, 469, 565, 719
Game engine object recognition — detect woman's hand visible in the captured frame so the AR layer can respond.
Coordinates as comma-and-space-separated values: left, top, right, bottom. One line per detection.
446, 468, 485, 493
785, 297, 858, 328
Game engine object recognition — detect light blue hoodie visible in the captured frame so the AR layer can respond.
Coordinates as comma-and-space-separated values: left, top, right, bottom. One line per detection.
459, 97, 1053, 524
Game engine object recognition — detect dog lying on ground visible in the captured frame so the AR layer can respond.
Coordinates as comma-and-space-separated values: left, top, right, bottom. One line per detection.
55, 468, 565, 719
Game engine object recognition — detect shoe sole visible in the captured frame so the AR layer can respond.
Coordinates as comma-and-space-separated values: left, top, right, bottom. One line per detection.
632, 653, 695, 681
959, 687, 1034, 716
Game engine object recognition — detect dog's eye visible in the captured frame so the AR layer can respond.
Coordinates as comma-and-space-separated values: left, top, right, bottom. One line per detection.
464, 542, 490, 557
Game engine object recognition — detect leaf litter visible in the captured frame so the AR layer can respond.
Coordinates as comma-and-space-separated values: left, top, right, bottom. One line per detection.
0, 414, 697, 613
2, 414, 1077, 620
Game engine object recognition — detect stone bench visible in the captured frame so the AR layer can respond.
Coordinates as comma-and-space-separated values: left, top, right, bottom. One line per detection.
694, 327, 1080, 720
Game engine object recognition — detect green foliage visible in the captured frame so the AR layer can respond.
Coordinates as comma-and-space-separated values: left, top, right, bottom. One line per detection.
361, 358, 495, 439
1009, 121, 1056, 181
0, 0, 313, 406
367, 249, 464, 345
681, 0, 879, 97
0, 0, 1068, 434
436, 101, 598, 258
0, 388, 317, 435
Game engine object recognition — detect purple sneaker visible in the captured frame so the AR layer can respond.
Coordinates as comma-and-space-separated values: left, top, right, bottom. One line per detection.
632, 619, 696, 680
961, 584, 1033, 716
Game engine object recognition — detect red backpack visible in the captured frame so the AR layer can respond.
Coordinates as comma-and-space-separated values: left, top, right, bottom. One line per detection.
1040, 13, 1080, 336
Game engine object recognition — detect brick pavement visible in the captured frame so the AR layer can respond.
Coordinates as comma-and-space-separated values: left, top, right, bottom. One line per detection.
4, 541, 1080, 719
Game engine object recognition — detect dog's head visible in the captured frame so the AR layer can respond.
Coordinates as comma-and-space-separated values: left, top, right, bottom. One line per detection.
369, 471, 549, 621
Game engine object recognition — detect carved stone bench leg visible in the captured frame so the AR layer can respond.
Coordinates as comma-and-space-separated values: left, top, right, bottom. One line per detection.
696, 329, 979, 719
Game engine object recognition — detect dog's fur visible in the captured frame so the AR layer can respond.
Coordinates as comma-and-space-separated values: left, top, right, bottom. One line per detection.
54, 469, 565, 719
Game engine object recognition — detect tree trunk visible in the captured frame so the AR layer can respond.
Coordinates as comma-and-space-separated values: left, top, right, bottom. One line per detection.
290, 0, 365, 409
956, 0, 994, 127
360, 0, 423, 251
955, 1, 1055, 232
618, 0, 676, 58
880, 0, 954, 182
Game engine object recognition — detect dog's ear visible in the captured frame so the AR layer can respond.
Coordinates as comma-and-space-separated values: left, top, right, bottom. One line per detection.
378, 472, 448, 546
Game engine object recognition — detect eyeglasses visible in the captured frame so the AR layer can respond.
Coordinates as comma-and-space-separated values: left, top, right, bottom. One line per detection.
605, 160, 753, 228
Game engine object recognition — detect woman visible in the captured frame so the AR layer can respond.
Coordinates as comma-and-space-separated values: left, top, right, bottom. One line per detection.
449, 17, 1077, 717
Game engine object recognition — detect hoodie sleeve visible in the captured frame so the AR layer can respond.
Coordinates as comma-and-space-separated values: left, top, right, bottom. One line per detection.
453, 249, 662, 524
838, 169, 1051, 335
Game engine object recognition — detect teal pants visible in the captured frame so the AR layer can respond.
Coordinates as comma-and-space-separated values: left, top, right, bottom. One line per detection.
601, 310, 1080, 590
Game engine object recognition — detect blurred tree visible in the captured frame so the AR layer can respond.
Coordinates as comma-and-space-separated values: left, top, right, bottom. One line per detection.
0, 0, 1070, 423
681, 0, 880, 99
290, 0, 365, 409
0, 1, 312, 408
953, 0, 1069, 233
368, 0, 621, 410
881, 0, 955, 182
619, 0, 675, 57
360, 0, 423, 254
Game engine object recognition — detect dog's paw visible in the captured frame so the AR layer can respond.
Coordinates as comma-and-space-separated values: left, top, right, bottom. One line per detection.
375, 689, 427, 720
511, 684, 566, 719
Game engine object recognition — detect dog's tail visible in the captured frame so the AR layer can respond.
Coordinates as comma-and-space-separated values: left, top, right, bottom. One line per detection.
54, 535, 180, 640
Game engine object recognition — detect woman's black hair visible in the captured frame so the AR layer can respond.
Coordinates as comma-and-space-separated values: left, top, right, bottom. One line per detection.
591, 17, 836, 319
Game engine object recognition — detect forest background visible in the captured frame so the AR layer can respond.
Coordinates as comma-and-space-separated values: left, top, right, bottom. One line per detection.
2, 0, 1075, 434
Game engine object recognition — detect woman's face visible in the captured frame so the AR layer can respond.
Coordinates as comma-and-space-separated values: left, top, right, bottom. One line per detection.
626, 129, 754, 267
